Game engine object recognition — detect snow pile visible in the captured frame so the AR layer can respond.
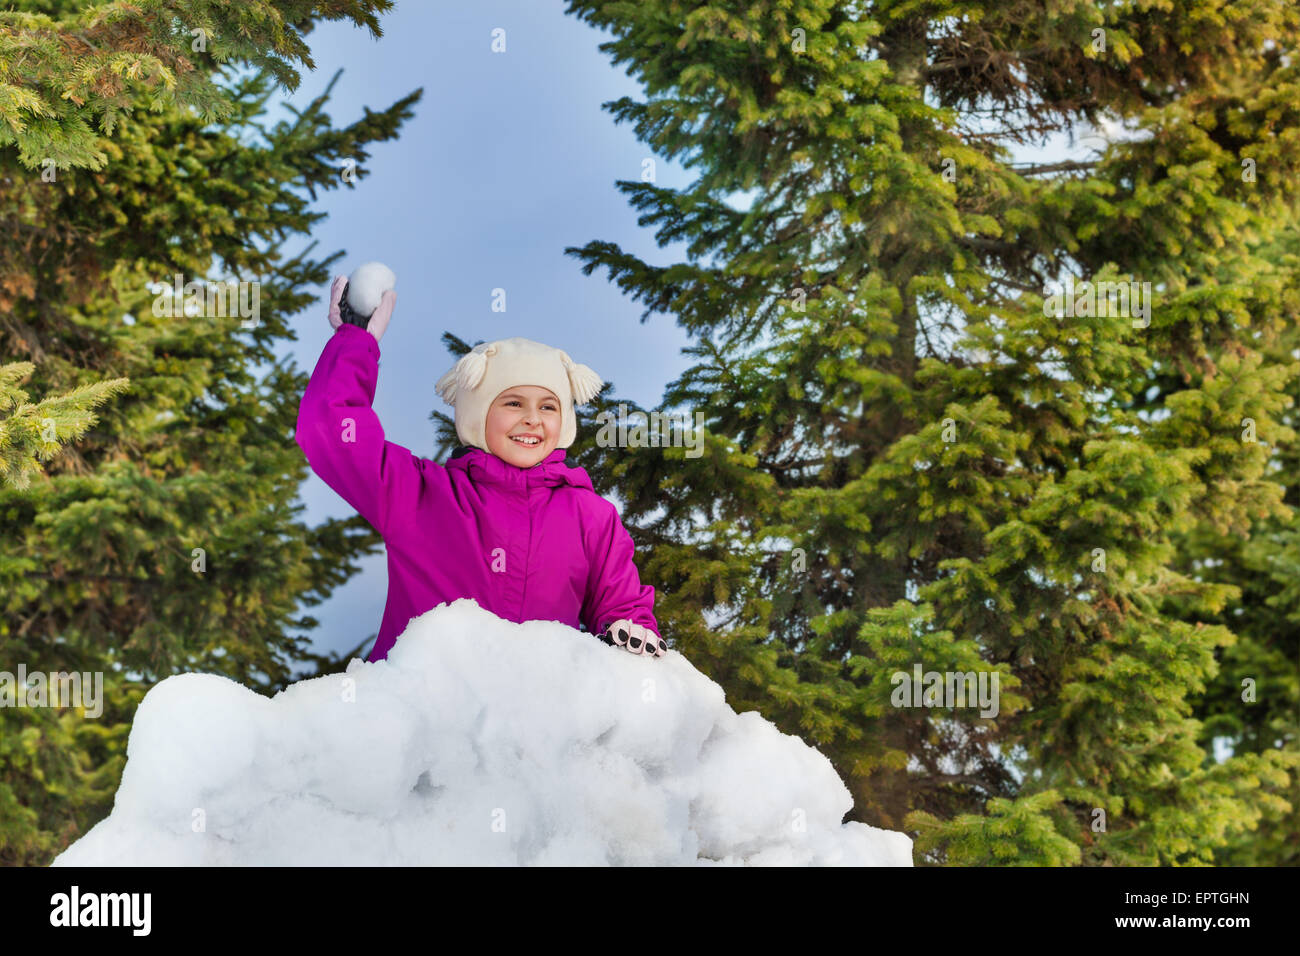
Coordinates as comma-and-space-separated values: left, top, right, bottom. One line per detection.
53, 599, 912, 866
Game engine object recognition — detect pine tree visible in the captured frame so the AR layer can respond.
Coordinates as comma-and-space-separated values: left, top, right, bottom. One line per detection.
1167, 223, 1300, 865
0, 0, 418, 865
0, 360, 129, 489
1, 0, 393, 170
561, 0, 1300, 864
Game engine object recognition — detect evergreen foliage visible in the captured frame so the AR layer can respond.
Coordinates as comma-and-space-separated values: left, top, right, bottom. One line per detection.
559, 0, 1300, 865
0, 0, 417, 864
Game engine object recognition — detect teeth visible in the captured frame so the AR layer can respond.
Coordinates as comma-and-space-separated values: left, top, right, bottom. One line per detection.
511, 436, 540, 445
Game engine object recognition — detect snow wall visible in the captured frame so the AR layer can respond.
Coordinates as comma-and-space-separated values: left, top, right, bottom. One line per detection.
53, 599, 913, 866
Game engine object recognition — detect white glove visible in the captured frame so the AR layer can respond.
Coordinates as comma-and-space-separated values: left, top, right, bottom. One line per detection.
328, 274, 395, 343
601, 619, 667, 658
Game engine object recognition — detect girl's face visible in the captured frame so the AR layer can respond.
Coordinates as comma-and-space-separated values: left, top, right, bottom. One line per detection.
484, 385, 562, 467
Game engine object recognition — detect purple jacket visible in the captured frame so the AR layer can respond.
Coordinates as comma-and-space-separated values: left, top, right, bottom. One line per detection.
295, 322, 659, 662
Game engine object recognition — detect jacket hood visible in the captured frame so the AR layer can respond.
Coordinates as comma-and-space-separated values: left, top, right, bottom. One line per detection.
445, 445, 594, 492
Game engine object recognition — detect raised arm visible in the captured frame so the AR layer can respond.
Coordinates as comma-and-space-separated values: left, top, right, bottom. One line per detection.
294, 281, 423, 536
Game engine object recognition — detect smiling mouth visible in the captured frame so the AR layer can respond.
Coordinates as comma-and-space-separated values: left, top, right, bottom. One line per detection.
510, 435, 541, 446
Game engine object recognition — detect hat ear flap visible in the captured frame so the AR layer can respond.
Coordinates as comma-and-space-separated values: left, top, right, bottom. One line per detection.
560, 352, 604, 405
435, 345, 493, 406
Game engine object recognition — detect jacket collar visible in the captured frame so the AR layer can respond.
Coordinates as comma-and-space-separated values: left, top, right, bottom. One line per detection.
445, 446, 593, 491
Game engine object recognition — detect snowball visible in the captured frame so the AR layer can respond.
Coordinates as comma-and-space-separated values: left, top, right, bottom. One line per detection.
51, 599, 912, 866
345, 261, 396, 317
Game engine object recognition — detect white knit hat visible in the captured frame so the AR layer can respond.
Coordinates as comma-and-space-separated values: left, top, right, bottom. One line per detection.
434, 337, 605, 451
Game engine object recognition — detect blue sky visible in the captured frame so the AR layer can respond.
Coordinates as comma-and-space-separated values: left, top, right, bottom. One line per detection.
274, 1, 698, 664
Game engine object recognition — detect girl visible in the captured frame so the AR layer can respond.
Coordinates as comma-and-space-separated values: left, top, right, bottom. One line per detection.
295, 276, 665, 663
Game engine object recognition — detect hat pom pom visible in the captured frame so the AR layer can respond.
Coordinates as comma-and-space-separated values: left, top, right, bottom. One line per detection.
435, 344, 492, 406
434, 366, 458, 406
561, 354, 604, 405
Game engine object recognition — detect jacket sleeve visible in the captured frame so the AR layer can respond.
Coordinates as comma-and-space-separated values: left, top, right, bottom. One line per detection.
583, 499, 660, 639
294, 323, 426, 537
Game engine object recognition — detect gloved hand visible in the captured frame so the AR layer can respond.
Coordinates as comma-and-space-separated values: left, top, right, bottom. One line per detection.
327, 274, 395, 344
600, 619, 667, 658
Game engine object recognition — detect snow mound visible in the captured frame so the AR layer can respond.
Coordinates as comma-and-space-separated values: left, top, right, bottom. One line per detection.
53, 599, 912, 866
